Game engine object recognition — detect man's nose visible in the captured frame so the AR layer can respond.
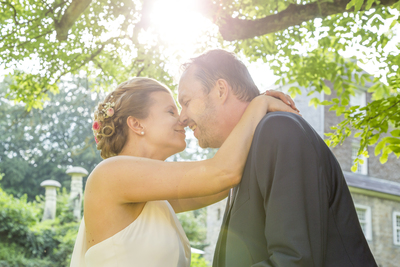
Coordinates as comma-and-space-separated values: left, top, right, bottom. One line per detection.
179, 111, 188, 126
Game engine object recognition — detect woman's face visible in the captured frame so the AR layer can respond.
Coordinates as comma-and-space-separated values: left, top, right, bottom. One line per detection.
141, 91, 186, 158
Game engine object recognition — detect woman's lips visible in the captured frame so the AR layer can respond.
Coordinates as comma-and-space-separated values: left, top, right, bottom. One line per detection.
175, 130, 186, 136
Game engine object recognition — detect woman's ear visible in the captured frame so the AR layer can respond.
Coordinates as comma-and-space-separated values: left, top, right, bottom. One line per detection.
126, 116, 145, 136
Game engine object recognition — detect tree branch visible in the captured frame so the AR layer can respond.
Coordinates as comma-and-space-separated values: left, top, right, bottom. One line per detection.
136, 65, 146, 77
218, 0, 398, 41
93, 59, 118, 83
54, 0, 92, 41
1, 1, 20, 25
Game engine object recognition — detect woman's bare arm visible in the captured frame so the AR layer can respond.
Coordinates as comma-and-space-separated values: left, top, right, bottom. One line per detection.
168, 189, 230, 213
85, 95, 299, 204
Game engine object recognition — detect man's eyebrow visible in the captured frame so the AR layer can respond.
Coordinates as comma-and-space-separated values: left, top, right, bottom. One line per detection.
178, 95, 186, 104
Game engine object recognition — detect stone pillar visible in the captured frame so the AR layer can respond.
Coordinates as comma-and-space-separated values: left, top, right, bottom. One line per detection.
66, 166, 88, 221
40, 180, 61, 221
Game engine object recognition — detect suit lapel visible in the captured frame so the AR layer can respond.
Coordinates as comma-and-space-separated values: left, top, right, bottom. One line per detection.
227, 185, 240, 215
213, 194, 232, 266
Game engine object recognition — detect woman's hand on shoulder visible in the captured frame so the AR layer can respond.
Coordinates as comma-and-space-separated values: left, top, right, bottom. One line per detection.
261, 90, 301, 116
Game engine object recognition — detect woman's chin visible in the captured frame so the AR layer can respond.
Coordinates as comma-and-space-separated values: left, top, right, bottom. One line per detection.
172, 143, 187, 155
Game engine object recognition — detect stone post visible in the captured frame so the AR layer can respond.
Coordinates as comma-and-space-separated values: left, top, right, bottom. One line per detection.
40, 180, 61, 221
66, 166, 88, 221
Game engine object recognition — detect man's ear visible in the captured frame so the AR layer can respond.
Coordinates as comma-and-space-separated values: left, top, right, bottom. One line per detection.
215, 79, 230, 104
126, 116, 145, 136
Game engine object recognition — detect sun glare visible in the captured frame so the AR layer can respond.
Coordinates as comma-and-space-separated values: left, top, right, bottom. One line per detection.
148, 0, 216, 55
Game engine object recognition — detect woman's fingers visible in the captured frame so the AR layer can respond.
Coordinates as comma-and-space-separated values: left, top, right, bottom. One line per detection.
264, 90, 300, 113
265, 95, 302, 116
264, 90, 290, 105
281, 100, 302, 116
285, 94, 300, 113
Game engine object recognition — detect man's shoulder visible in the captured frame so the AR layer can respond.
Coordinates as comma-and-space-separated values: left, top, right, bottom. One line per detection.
255, 111, 307, 137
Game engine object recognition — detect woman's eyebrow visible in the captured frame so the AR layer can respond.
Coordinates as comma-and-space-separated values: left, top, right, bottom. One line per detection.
165, 105, 177, 110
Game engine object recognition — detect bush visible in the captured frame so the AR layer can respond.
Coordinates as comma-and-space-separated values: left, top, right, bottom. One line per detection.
0, 187, 79, 266
0, 182, 210, 266
177, 208, 208, 250
191, 253, 211, 267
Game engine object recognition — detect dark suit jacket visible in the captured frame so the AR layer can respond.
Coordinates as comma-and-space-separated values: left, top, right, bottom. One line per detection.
213, 112, 377, 267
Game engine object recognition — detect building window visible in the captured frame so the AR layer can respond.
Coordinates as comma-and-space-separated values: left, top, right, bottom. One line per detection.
393, 212, 400, 245
350, 90, 366, 111
355, 204, 372, 240
351, 142, 368, 175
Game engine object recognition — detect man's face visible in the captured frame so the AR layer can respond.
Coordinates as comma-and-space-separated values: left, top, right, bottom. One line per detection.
178, 70, 224, 148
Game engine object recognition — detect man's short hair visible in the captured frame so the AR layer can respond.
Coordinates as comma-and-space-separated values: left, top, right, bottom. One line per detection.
181, 49, 260, 102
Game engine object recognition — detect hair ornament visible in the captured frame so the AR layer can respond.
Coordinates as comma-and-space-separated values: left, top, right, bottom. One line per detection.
102, 101, 115, 119
92, 101, 116, 144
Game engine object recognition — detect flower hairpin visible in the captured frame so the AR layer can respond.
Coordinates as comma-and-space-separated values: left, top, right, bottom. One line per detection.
93, 120, 101, 144
92, 100, 116, 144
102, 101, 115, 119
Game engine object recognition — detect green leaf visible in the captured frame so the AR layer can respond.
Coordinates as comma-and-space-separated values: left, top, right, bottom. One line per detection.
389, 19, 398, 30
288, 86, 302, 98
391, 130, 400, 137
320, 100, 332, 105
380, 153, 389, 164
382, 137, 400, 145
365, 0, 375, 9
346, 0, 357, 10
375, 140, 385, 156
381, 121, 389, 133
309, 97, 321, 108
351, 163, 358, 172
346, 0, 364, 12
389, 145, 400, 154
368, 134, 379, 145
323, 85, 332, 95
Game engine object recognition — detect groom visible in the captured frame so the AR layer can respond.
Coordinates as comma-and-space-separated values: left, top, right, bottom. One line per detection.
178, 49, 377, 266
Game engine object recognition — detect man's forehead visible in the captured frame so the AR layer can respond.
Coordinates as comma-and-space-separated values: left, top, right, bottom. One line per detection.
178, 73, 194, 100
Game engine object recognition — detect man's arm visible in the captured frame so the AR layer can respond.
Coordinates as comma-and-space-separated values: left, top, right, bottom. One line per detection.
252, 113, 328, 267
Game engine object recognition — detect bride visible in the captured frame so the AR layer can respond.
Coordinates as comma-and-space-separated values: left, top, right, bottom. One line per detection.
70, 77, 298, 266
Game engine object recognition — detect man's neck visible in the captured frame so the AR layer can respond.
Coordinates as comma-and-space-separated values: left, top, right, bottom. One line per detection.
218, 99, 251, 147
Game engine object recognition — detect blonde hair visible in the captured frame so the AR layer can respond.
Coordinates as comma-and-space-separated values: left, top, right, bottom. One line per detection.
94, 77, 171, 159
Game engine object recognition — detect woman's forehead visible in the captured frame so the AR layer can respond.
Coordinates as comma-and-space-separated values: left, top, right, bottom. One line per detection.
151, 91, 176, 107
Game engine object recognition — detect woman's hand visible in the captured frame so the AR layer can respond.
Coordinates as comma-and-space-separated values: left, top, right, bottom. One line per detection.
263, 90, 300, 114
258, 93, 301, 116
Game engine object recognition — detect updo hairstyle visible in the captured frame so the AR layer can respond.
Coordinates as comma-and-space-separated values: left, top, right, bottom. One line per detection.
93, 77, 171, 159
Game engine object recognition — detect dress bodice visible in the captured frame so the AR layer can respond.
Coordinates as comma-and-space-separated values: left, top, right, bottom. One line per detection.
70, 201, 191, 267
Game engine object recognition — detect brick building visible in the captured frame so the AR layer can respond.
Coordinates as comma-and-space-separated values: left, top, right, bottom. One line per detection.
204, 82, 400, 267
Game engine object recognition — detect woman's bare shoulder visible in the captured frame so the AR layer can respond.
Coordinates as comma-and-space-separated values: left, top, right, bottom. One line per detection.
86, 156, 152, 187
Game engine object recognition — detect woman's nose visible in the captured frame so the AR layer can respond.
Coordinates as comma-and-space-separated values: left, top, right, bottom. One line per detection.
178, 112, 188, 126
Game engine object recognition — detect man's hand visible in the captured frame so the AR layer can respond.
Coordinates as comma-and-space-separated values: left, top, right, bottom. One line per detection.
263, 90, 300, 113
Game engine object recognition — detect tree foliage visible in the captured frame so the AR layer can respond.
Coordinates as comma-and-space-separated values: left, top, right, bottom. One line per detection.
1, 0, 174, 111
0, 76, 103, 200
1, 0, 399, 164
203, 0, 400, 164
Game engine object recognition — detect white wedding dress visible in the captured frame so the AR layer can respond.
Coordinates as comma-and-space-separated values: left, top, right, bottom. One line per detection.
70, 200, 191, 267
